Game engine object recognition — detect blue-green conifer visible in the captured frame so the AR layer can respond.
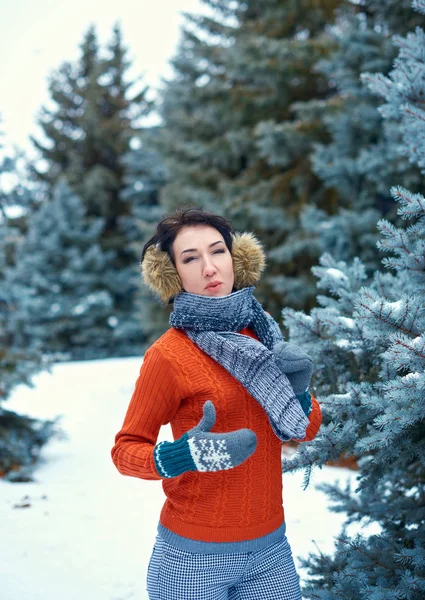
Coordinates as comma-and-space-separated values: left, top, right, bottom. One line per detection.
281, 4, 425, 597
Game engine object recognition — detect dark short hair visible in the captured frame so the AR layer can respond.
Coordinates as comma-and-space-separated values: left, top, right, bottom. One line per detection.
141, 206, 235, 266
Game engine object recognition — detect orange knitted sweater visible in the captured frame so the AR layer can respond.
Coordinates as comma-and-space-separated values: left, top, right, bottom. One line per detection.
111, 326, 322, 544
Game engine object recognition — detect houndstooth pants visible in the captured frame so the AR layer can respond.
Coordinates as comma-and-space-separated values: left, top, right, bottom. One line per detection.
146, 532, 302, 600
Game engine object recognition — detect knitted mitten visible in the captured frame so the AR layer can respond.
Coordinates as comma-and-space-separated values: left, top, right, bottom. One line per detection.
273, 341, 314, 417
272, 341, 313, 394
153, 400, 257, 478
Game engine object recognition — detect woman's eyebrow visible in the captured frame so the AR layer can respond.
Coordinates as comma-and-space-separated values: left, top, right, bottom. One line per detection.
180, 240, 224, 256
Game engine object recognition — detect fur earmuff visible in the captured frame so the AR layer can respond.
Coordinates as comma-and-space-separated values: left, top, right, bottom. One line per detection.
231, 232, 266, 290
141, 231, 267, 304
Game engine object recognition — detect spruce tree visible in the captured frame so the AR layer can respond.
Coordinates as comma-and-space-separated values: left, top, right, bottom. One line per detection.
30, 24, 151, 355
0, 146, 43, 399
304, 0, 425, 271
154, 0, 343, 316
279, 4, 425, 597
4, 180, 131, 359
120, 128, 170, 342
0, 145, 57, 482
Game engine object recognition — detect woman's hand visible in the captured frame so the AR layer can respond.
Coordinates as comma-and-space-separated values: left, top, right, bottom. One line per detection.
272, 341, 313, 395
153, 400, 257, 478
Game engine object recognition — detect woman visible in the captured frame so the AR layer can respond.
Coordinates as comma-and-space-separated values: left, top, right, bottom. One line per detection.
111, 207, 322, 600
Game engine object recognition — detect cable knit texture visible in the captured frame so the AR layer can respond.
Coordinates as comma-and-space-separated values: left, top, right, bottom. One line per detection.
111, 325, 322, 545
170, 286, 309, 441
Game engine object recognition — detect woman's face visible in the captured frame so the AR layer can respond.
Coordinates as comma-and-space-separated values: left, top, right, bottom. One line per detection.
172, 225, 235, 296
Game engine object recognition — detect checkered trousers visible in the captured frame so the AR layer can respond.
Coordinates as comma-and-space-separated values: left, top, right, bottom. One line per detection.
146, 532, 302, 600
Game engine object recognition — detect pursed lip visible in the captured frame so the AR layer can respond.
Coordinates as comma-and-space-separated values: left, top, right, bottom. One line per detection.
205, 281, 222, 290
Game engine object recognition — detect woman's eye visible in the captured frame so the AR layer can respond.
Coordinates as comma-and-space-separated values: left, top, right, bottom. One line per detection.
183, 249, 225, 264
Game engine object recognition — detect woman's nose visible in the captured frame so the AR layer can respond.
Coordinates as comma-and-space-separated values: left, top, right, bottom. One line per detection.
203, 257, 217, 276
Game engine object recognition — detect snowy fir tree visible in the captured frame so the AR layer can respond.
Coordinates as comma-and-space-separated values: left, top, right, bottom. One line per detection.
279, 5, 425, 598
0, 144, 57, 482
4, 180, 141, 360
303, 0, 425, 273
154, 0, 344, 316
30, 24, 152, 355
0, 144, 44, 399
120, 128, 171, 342
225, 0, 343, 313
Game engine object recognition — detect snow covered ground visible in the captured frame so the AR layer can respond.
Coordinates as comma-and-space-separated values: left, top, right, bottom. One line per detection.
1, 357, 365, 600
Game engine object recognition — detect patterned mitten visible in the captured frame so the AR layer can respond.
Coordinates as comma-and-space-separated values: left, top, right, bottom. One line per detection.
153, 400, 257, 478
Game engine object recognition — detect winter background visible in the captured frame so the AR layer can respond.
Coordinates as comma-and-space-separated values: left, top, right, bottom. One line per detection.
0, 0, 204, 153
1, 0, 424, 599
1, 358, 359, 600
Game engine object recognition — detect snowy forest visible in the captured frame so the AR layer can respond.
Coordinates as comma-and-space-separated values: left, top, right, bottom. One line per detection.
1, 0, 425, 598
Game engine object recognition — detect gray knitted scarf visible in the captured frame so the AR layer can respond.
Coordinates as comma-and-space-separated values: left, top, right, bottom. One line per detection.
169, 286, 309, 440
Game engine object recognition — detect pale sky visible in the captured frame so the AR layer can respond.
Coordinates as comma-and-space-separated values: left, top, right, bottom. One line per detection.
0, 0, 205, 154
